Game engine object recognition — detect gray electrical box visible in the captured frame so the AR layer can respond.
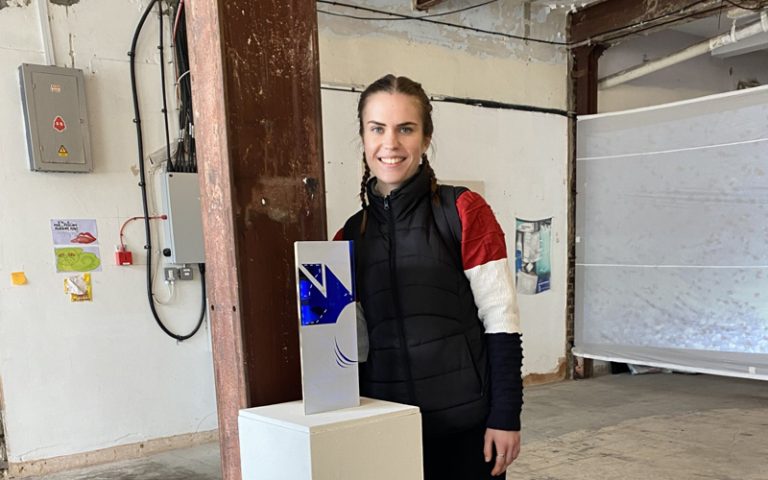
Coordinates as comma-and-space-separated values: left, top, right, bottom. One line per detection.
161, 172, 206, 264
19, 64, 93, 173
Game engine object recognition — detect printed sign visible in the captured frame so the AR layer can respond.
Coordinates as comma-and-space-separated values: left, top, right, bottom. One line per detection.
295, 241, 358, 415
53, 115, 67, 132
58, 145, 69, 158
51, 219, 99, 245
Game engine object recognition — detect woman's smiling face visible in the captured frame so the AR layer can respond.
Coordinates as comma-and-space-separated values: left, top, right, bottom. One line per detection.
361, 92, 431, 196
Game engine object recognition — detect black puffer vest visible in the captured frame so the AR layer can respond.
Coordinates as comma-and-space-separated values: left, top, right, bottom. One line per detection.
343, 167, 489, 437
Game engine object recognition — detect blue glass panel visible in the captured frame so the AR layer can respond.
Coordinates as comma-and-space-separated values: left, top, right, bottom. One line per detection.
298, 263, 353, 326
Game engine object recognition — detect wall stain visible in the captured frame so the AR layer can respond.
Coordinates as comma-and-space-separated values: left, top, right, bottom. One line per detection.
524, 357, 567, 386
0, 0, 31, 10
50, 0, 80, 6
68, 33, 75, 68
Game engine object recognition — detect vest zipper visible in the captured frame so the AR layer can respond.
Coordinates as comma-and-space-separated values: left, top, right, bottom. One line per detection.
385, 196, 417, 405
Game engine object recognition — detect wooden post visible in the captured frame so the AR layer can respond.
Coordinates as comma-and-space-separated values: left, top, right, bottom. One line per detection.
185, 1, 326, 478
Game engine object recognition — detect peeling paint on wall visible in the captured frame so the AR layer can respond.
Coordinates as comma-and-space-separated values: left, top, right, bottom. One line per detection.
0, 0, 31, 10
317, 0, 567, 64
50, 0, 80, 6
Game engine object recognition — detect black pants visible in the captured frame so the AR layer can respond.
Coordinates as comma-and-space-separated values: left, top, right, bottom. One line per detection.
422, 425, 495, 480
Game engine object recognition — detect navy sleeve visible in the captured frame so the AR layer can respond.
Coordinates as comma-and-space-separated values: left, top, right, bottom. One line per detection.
485, 332, 524, 431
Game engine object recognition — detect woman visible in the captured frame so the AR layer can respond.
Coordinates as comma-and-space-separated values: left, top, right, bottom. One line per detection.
334, 74, 523, 479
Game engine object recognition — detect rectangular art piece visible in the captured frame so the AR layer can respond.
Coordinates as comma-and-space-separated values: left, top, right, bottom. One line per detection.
294, 241, 359, 415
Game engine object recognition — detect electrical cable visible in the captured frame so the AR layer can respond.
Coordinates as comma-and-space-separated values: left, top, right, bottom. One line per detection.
129, 0, 206, 341
172, 0, 185, 40
175, 70, 190, 95
153, 279, 176, 305
119, 215, 167, 250
721, 0, 767, 11
317, 0, 498, 20
158, 2, 174, 172
316, 0, 568, 46
170, 0, 196, 173
320, 84, 572, 117
433, 94, 573, 118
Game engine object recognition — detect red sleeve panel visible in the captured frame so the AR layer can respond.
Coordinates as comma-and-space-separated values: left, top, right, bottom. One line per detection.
456, 191, 507, 271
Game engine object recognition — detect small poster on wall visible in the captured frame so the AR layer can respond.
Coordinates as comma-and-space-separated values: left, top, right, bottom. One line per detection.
51, 219, 102, 272
51, 219, 99, 245
55, 247, 102, 273
515, 217, 552, 295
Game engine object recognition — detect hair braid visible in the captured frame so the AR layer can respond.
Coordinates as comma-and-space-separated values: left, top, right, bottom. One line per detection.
359, 154, 370, 234
359, 154, 371, 209
421, 154, 439, 205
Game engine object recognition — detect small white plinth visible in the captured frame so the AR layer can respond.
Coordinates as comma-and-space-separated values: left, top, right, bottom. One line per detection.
238, 397, 423, 480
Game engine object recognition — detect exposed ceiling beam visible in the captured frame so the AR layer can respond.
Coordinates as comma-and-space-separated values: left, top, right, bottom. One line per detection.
599, 12, 768, 88
414, 0, 448, 11
569, 0, 768, 46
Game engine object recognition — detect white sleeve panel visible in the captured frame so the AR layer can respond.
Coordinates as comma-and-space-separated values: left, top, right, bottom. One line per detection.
464, 258, 521, 334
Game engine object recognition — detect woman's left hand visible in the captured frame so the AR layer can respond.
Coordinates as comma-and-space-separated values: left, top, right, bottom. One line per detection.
484, 428, 521, 476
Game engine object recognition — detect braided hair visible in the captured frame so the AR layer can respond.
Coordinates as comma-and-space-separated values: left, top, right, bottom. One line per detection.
421, 153, 438, 202
356, 74, 438, 232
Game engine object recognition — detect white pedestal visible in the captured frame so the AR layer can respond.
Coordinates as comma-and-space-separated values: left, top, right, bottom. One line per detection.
238, 397, 423, 480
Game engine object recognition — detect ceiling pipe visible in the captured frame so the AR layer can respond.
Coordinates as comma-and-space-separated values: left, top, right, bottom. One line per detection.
37, 0, 56, 65
599, 10, 768, 89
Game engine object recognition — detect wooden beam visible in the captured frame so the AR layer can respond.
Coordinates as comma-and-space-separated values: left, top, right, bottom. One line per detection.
186, 0, 326, 478
569, 0, 767, 46
571, 45, 606, 116
568, 43, 605, 379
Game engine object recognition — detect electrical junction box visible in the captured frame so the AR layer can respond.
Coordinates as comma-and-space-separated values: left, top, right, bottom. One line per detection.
19, 64, 93, 173
161, 172, 205, 264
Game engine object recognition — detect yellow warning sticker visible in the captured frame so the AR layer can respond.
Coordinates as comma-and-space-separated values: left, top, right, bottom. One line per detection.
58, 145, 69, 157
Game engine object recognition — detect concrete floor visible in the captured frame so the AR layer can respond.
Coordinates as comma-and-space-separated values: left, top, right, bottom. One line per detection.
20, 372, 768, 480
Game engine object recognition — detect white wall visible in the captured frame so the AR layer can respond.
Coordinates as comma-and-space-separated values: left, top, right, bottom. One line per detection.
0, 0, 217, 468
599, 29, 768, 112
